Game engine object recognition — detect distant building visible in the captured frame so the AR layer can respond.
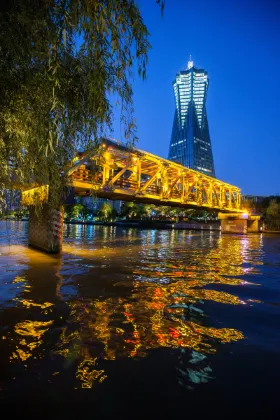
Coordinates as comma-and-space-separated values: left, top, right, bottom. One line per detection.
168, 57, 215, 177
242, 195, 267, 204
78, 196, 122, 214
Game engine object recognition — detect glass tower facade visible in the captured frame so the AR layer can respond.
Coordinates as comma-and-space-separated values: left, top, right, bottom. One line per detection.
168, 59, 215, 177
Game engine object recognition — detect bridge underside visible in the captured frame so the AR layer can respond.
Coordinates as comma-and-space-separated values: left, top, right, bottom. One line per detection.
72, 182, 227, 212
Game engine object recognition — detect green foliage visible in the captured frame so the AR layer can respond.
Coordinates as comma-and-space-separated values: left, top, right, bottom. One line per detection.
0, 0, 164, 210
4, 208, 29, 220
97, 202, 117, 222
265, 199, 280, 230
261, 196, 280, 209
121, 203, 158, 219
111, 208, 119, 221
64, 203, 90, 221
121, 201, 137, 218
120, 202, 217, 221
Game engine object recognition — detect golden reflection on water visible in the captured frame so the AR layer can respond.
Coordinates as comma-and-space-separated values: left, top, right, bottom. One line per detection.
12, 275, 32, 293
11, 320, 53, 362
2, 246, 61, 363
3, 232, 264, 389
76, 358, 107, 388
52, 287, 244, 388
17, 299, 54, 310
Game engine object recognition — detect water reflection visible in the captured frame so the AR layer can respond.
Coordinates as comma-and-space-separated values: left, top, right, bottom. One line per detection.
1, 244, 62, 368
11, 320, 54, 362
0, 222, 266, 394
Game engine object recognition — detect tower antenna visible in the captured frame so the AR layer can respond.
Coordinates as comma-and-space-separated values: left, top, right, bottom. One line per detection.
188, 55, 194, 69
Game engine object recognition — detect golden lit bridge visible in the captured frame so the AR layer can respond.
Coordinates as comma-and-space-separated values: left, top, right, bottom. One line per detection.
67, 138, 242, 212
21, 138, 263, 253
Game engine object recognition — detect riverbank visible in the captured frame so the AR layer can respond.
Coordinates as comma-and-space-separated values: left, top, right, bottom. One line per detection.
63, 220, 280, 233
64, 219, 221, 230
3, 218, 280, 233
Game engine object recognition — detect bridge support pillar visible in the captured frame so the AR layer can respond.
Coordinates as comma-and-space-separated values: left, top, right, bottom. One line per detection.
29, 205, 64, 253
218, 213, 262, 234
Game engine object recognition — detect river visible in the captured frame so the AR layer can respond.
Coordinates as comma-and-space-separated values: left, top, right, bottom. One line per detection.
1, 221, 280, 416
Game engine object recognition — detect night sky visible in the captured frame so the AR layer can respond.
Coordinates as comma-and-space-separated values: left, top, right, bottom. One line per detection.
111, 0, 280, 196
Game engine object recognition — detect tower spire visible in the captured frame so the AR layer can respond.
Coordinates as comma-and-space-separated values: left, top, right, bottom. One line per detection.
188, 55, 194, 69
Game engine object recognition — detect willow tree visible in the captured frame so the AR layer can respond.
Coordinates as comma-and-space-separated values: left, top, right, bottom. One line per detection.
0, 0, 164, 209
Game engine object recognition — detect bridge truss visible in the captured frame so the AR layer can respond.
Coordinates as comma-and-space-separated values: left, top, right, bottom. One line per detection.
68, 138, 242, 212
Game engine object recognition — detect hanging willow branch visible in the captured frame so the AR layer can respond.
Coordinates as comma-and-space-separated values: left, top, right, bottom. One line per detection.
0, 0, 165, 210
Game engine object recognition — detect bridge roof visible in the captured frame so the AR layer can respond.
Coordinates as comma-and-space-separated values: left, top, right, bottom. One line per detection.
97, 137, 240, 191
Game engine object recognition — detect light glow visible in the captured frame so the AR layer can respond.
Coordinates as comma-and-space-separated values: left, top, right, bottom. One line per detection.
21, 185, 49, 206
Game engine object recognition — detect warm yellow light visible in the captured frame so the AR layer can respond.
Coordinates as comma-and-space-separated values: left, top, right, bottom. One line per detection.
21, 185, 49, 206
65, 138, 241, 213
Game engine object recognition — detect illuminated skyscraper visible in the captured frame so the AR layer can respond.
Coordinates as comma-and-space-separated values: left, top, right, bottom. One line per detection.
168, 58, 215, 177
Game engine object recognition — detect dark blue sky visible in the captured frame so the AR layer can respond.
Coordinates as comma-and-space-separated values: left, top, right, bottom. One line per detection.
111, 0, 280, 196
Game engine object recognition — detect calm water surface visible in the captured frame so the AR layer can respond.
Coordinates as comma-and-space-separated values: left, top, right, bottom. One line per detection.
1, 221, 280, 416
